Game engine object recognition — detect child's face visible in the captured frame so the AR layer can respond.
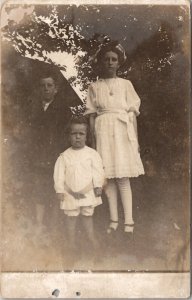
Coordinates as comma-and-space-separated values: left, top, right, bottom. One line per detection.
70, 124, 87, 149
39, 77, 57, 102
102, 51, 119, 77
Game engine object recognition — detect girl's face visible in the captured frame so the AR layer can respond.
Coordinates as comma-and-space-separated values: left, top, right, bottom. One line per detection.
70, 123, 87, 149
102, 51, 119, 78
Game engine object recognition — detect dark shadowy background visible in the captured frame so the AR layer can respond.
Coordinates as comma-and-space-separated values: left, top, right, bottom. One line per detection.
1, 4, 190, 271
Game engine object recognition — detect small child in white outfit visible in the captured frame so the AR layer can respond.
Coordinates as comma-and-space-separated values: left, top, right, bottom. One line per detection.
54, 117, 105, 252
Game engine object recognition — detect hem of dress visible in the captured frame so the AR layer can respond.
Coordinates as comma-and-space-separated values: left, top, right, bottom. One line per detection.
105, 172, 145, 179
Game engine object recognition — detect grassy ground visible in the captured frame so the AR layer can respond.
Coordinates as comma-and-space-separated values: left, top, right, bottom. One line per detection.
2, 176, 190, 272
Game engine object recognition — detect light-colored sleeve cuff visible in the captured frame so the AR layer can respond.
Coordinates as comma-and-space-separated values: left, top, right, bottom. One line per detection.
54, 185, 65, 194
128, 107, 140, 116
93, 177, 105, 188
84, 109, 97, 116
93, 183, 103, 188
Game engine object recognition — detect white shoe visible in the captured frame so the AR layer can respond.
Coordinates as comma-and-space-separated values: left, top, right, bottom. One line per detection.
107, 220, 118, 234
124, 224, 134, 233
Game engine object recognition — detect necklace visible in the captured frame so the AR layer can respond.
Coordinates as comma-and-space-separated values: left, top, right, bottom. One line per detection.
103, 78, 117, 96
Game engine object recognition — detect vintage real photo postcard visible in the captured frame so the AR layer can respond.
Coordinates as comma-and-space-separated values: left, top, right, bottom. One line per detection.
0, 0, 191, 298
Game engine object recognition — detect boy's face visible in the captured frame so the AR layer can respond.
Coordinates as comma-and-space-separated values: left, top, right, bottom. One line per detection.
70, 124, 87, 149
39, 77, 57, 102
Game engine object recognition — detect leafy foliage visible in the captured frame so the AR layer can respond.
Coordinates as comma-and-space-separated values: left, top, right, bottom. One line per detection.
2, 4, 190, 178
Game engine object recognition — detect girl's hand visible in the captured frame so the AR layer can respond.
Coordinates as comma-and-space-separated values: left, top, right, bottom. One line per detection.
128, 111, 135, 123
89, 114, 96, 149
94, 187, 102, 197
91, 139, 96, 149
129, 107, 136, 113
90, 132, 96, 149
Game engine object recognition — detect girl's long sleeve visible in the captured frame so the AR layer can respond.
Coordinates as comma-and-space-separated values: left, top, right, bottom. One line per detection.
84, 84, 97, 115
91, 151, 105, 188
53, 155, 66, 193
127, 81, 141, 116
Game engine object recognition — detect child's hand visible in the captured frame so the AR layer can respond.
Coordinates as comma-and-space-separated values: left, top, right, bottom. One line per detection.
56, 193, 64, 201
94, 187, 102, 197
73, 192, 86, 199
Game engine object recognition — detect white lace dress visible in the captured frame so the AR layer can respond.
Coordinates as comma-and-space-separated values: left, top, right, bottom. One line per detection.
85, 77, 145, 179
54, 146, 105, 210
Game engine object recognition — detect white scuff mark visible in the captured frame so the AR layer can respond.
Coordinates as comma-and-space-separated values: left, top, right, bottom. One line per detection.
169, 53, 175, 60
174, 223, 181, 230
33, 268, 38, 272
178, 16, 184, 21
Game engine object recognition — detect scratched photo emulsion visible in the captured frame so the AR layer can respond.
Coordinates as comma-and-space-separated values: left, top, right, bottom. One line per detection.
1, 2, 190, 274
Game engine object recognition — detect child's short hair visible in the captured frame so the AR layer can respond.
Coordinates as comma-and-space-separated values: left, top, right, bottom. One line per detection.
69, 116, 88, 130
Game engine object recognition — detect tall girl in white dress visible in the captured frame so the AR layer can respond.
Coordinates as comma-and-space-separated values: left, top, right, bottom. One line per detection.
85, 41, 144, 236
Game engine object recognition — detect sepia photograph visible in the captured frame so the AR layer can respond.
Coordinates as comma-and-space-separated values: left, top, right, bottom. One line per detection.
1, 0, 190, 297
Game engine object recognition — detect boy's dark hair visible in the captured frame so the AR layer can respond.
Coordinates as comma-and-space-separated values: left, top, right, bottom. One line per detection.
68, 116, 93, 146
70, 116, 88, 129
39, 71, 58, 85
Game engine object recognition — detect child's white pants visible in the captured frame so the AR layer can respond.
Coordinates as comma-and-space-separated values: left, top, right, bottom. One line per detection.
105, 177, 134, 225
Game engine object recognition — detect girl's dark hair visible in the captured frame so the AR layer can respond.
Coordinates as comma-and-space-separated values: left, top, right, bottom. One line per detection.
96, 41, 126, 66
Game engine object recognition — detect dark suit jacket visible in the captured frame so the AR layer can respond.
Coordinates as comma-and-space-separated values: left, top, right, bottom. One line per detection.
28, 96, 71, 175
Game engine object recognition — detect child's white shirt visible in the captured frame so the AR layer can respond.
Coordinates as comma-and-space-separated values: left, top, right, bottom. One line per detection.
54, 146, 105, 210
54, 146, 105, 194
